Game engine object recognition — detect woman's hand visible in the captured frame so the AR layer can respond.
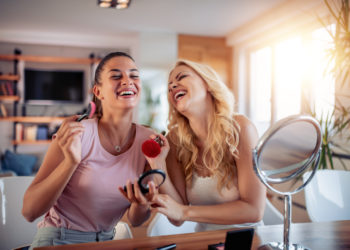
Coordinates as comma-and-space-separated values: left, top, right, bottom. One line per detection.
118, 179, 158, 206
118, 179, 158, 226
144, 133, 170, 172
151, 193, 186, 222
54, 115, 84, 165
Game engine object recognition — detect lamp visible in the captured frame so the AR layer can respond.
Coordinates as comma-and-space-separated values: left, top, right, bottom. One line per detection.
98, 0, 131, 9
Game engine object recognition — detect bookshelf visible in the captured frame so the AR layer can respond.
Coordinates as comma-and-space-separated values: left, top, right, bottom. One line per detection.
0, 50, 21, 150
0, 54, 99, 64
12, 140, 52, 145
0, 49, 97, 151
0, 96, 20, 102
0, 116, 65, 123
0, 74, 20, 81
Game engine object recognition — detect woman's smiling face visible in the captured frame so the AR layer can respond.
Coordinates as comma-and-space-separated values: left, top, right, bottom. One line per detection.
168, 64, 209, 114
98, 56, 141, 109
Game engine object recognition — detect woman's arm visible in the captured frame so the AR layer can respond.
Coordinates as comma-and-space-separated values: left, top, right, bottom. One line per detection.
151, 116, 266, 225
145, 134, 186, 205
165, 137, 188, 204
22, 116, 84, 222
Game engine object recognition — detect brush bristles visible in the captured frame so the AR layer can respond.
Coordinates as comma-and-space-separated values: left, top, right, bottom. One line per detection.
88, 101, 96, 118
142, 139, 161, 157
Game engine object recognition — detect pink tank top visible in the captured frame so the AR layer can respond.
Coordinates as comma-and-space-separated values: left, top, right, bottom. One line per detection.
38, 118, 153, 232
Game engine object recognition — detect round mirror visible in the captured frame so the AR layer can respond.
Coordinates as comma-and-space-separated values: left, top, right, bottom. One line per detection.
253, 115, 322, 250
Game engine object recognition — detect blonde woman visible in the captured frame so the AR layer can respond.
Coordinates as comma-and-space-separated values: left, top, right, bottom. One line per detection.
147, 59, 266, 232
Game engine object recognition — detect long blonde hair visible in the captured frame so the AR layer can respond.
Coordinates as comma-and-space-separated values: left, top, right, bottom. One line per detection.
167, 59, 240, 190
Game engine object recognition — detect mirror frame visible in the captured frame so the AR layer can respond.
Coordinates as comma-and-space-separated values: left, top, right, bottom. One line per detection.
253, 115, 322, 196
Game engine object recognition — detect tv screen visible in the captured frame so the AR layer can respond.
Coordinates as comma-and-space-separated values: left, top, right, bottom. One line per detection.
24, 69, 85, 104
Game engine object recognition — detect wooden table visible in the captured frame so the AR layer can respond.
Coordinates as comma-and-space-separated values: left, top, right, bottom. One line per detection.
35, 220, 350, 250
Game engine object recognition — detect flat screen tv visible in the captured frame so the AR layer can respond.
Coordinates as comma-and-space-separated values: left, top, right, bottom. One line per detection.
24, 68, 85, 105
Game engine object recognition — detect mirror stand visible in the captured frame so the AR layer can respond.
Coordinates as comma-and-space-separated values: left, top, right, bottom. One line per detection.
252, 115, 322, 250
259, 194, 309, 250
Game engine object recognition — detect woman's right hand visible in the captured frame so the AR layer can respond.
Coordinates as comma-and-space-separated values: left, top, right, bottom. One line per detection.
150, 193, 186, 222
54, 115, 84, 165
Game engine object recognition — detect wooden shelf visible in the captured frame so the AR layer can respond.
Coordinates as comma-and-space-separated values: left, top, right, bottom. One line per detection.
0, 55, 17, 61
12, 140, 51, 145
0, 74, 20, 81
0, 53, 94, 151
0, 95, 20, 102
0, 116, 65, 123
0, 54, 100, 64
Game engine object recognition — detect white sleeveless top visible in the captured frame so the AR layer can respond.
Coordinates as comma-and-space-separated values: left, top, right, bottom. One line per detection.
186, 172, 263, 232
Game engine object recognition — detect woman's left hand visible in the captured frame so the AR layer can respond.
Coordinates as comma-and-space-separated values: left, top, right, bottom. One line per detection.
151, 193, 186, 222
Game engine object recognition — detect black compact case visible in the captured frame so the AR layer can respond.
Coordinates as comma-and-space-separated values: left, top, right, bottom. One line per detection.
208, 228, 254, 250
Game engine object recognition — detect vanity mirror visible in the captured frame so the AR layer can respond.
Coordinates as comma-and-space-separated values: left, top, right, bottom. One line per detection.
253, 115, 322, 250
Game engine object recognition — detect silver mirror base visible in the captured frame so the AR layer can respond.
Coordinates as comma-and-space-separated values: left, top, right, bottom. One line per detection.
258, 242, 310, 250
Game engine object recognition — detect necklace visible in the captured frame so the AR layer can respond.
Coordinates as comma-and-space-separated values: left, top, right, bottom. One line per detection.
100, 123, 134, 153
115, 145, 122, 152
114, 124, 134, 152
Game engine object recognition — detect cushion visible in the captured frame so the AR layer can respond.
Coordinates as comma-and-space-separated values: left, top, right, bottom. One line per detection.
2, 150, 37, 176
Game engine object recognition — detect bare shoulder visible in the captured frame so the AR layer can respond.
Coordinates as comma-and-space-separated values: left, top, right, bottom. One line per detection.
165, 132, 181, 168
234, 114, 258, 146
139, 124, 157, 137
166, 133, 178, 156
234, 114, 256, 132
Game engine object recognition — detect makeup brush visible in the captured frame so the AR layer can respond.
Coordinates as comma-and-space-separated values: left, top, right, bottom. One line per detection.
142, 136, 164, 158
77, 101, 96, 122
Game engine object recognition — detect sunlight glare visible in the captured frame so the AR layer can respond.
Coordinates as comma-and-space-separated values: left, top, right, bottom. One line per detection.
311, 27, 335, 119
275, 37, 303, 121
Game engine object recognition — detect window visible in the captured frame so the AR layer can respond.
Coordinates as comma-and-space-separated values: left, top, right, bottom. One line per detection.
310, 27, 335, 119
250, 47, 272, 135
249, 27, 335, 135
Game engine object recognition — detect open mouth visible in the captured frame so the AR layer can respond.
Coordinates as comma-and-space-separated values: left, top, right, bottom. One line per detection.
174, 90, 187, 102
117, 89, 137, 97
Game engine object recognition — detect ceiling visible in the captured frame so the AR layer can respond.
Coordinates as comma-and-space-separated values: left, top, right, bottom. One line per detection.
0, 0, 289, 39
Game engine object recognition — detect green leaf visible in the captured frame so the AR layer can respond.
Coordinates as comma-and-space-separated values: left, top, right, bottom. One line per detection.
326, 144, 335, 169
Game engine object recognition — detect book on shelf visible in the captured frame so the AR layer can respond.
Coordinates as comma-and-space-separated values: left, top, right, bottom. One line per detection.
16, 123, 24, 141
0, 103, 8, 117
24, 125, 38, 141
5, 81, 14, 95
0, 82, 7, 95
15, 124, 49, 142
0, 81, 15, 96
36, 125, 49, 140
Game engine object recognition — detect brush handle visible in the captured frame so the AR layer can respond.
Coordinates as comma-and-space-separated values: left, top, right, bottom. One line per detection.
76, 113, 88, 122
153, 136, 164, 146
76, 101, 95, 122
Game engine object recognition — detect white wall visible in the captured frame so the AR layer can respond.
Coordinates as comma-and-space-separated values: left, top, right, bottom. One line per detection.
138, 32, 177, 132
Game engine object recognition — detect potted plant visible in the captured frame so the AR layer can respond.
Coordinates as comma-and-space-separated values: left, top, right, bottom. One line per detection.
308, 104, 350, 170
311, 0, 350, 170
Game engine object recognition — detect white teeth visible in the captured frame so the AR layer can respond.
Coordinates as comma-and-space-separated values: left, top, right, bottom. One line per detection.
119, 91, 135, 96
174, 91, 186, 100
